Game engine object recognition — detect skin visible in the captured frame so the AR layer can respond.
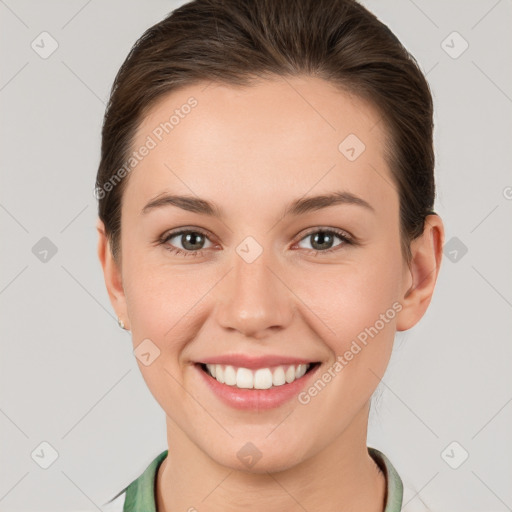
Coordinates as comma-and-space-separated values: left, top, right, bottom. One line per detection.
97, 75, 444, 511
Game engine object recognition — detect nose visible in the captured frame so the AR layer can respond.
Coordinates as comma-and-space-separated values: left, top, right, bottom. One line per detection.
214, 247, 294, 339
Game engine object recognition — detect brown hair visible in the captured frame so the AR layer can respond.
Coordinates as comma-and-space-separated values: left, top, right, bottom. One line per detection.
96, 0, 436, 263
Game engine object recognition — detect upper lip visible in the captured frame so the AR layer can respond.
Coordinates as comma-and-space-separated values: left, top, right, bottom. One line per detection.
197, 354, 318, 369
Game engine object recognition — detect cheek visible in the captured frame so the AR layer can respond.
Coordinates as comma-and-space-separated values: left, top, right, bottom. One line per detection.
290, 248, 404, 406
293, 245, 403, 344
290, 247, 403, 415
120, 223, 197, 327
121, 255, 210, 407
124, 260, 204, 339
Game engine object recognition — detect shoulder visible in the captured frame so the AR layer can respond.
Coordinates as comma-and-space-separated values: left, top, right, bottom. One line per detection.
102, 449, 168, 512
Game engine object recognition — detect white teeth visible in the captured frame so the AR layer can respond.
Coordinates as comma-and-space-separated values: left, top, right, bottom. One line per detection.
285, 365, 296, 383
224, 365, 237, 386
236, 367, 253, 388
204, 363, 311, 389
296, 363, 307, 379
253, 368, 273, 389
272, 366, 286, 386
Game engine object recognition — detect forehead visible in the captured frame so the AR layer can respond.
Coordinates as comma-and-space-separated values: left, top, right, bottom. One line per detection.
127, 76, 395, 215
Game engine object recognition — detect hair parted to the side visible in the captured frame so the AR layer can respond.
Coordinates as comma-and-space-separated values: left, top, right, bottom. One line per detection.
96, 0, 436, 264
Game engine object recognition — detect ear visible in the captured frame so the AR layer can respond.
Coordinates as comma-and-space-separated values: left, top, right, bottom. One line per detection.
396, 214, 444, 331
96, 218, 130, 330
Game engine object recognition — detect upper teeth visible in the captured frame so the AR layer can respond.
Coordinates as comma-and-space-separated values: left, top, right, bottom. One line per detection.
205, 363, 310, 389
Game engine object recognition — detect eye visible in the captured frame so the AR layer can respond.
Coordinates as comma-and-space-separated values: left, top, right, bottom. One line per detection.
294, 228, 353, 254
159, 228, 215, 257
158, 226, 354, 258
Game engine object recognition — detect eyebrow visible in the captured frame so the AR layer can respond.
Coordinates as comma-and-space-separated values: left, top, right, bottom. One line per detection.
141, 190, 375, 218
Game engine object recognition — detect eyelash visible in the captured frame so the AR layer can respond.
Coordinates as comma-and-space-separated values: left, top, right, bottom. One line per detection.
157, 227, 355, 258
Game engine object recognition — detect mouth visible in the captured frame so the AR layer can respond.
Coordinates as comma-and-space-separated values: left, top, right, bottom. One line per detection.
196, 361, 321, 390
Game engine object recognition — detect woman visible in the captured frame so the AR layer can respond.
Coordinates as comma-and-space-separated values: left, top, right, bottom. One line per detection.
96, 0, 444, 510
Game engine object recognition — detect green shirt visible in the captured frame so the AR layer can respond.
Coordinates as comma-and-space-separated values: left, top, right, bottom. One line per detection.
106, 447, 404, 511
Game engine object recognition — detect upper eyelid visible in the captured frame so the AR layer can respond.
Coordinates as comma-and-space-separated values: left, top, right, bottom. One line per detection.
161, 227, 213, 243
299, 226, 352, 239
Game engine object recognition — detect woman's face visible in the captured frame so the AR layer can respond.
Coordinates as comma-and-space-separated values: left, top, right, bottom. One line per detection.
104, 76, 424, 472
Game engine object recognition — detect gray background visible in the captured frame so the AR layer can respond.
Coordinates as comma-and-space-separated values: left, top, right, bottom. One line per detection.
1, 0, 511, 510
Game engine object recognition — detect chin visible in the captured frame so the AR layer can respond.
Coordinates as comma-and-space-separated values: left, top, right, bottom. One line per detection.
206, 439, 310, 475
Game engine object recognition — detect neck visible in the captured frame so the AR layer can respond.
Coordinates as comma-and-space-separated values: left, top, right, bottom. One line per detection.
156, 403, 386, 512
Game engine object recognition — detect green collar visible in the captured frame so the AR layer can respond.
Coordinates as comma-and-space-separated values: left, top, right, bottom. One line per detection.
369, 447, 404, 511
121, 450, 167, 512
115, 446, 403, 511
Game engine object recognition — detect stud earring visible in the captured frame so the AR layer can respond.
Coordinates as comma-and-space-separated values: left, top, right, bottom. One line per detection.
118, 317, 126, 330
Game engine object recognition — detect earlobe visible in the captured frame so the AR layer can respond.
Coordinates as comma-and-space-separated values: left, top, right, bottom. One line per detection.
96, 218, 129, 330
396, 214, 444, 332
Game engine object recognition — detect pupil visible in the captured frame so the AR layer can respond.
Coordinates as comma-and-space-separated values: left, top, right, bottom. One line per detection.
183, 232, 204, 250
312, 231, 332, 250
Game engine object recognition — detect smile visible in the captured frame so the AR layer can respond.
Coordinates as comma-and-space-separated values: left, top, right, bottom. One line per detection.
200, 363, 317, 389
194, 360, 321, 410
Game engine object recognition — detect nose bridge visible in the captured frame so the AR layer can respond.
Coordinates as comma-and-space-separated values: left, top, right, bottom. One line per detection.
214, 239, 293, 337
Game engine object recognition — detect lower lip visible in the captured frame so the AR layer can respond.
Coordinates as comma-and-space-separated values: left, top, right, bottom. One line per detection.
195, 363, 321, 410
